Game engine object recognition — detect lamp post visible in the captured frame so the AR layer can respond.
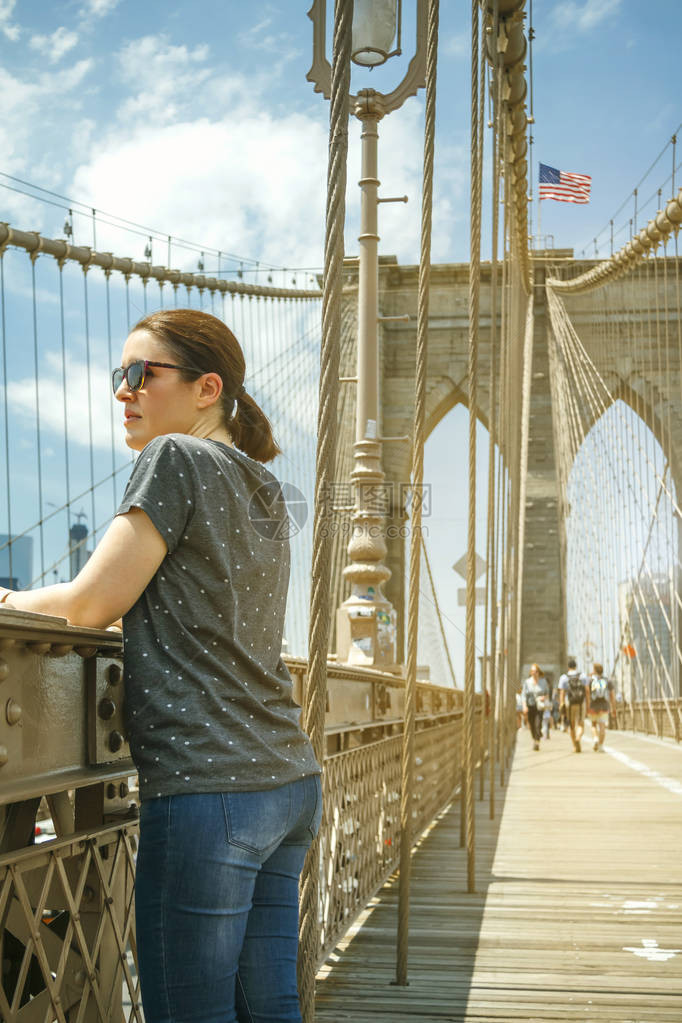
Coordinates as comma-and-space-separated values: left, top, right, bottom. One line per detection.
307, 0, 427, 668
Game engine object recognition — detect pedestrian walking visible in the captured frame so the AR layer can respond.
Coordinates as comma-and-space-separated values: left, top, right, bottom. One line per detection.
587, 662, 617, 751
0, 308, 322, 1022
558, 657, 588, 752
522, 663, 550, 751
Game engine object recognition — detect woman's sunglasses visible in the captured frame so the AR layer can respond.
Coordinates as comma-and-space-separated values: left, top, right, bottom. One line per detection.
112, 359, 198, 394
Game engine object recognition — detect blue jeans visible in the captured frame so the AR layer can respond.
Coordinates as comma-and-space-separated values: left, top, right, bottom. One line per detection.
135, 775, 322, 1023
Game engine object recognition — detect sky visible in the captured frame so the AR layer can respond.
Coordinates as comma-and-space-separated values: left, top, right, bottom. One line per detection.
0, 0, 679, 268
0, 0, 679, 681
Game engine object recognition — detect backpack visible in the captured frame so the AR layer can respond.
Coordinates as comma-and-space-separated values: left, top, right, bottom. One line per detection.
565, 672, 585, 705
590, 676, 609, 703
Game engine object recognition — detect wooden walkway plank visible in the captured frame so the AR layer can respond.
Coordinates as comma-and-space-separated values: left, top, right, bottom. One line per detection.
315, 729, 682, 1022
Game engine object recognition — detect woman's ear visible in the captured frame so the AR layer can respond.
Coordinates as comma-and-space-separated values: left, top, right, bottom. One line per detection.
196, 372, 223, 409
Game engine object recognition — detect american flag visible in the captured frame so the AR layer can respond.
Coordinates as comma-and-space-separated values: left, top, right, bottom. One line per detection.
539, 163, 591, 204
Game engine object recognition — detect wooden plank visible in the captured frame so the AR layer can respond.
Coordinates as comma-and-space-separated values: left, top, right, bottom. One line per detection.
315, 729, 682, 1021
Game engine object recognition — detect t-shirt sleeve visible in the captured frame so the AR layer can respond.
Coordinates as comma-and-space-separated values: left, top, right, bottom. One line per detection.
116, 436, 193, 554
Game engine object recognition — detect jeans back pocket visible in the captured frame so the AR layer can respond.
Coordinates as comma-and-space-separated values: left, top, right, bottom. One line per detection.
221, 786, 292, 857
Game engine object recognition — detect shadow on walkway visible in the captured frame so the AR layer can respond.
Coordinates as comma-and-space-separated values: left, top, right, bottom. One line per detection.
315, 750, 514, 1021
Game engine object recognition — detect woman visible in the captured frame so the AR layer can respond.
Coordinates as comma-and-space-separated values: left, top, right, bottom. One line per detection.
521, 663, 550, 751
0, 309, 322, 1022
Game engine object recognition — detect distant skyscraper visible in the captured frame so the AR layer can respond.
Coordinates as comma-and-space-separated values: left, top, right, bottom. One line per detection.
0, 535, 34, 590
618, 574, 678, 700
69, 521, 90, 580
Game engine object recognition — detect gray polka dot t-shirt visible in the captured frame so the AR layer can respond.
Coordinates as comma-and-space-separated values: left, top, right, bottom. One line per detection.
117, 433, 320, 801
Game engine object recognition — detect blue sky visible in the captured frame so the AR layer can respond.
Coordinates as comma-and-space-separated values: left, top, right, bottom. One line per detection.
0, 0, 679, 678
1, 1, 679, 267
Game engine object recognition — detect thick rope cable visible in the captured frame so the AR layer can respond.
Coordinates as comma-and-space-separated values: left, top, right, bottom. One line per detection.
395, 0, 439, 987
477, 7, 487, 804
0, 223, 321, 301
486, 16, 501, 817
464, 0, 482, 894
548, 188, 682, 294
298, 2, 352, 1017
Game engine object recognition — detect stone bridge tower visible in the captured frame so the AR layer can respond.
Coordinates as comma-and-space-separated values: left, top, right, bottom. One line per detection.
330, 253, 682, 685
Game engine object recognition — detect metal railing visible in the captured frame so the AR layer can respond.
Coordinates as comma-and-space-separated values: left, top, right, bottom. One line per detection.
0, 614, 484, 1021
617, 698, 682, 743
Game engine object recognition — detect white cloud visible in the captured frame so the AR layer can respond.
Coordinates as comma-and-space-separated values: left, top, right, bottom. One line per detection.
0, 0, 19, 40
549, 0, 622, 34
30, 27, 79, 63
0, 57, 94, 203
5, 352, 129, 454
72, 111, 329, 270
66, 32, 466, 271
116, 35, 213, 125
80, 0, 120, 18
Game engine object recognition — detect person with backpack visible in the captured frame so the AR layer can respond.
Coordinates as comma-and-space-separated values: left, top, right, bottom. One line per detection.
521, 663, 550, 751
558, 657, 588, 753
587, 662, 617, 751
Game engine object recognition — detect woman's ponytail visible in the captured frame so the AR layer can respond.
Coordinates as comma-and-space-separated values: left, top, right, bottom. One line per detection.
228, 391, 281, 463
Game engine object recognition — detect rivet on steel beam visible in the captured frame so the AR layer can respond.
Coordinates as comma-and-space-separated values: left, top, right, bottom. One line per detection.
107, 663, 122, 685
98, 697, 116, 720
0, 659, 8, 682
6, 699, 22, 726
75, 645, 98, 658
109, 730, 124, 753
0, 745, 8, 766
119, 782, 129, 798
106, 783, 117, 799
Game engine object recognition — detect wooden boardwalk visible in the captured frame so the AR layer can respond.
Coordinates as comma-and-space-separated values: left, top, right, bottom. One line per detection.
315, 728, 682, 1021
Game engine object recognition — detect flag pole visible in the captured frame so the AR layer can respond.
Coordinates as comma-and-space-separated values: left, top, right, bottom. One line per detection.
537, 194, 542, 248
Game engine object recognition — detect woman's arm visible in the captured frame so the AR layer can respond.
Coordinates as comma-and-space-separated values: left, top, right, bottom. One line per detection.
1, 508, 167, 629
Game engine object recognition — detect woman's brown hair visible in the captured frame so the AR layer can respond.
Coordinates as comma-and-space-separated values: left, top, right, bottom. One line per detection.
592, 662, 604, 676
132, 309, 281, 463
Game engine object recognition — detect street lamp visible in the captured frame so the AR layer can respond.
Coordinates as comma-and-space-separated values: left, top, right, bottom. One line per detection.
307, 0, 427, 668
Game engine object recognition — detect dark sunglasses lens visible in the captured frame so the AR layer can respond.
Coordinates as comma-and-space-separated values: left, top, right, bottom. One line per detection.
112, 368, 125, 393
127, 362, 145, 390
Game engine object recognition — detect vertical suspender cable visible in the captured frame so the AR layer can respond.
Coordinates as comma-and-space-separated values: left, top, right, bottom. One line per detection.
58, 264, 73, 554
82, 269, 97, 548
0, 254, 12, 584
30, 256, 46, 581
395, 0, 440, 986
105, 271, 117, 510
298, 1, 351, 1017
421, 534, 457, 687
464, 0, 482, 894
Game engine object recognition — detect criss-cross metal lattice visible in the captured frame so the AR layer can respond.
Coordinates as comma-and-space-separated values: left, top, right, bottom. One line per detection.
0, 821, 139, 1023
